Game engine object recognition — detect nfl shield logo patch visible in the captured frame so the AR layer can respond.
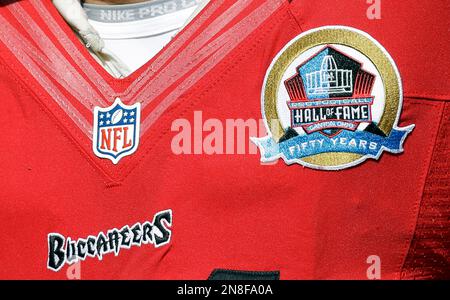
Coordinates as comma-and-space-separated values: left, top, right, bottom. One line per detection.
93, 98, 141, 164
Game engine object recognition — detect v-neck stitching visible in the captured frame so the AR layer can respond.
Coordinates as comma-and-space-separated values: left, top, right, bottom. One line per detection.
0, 0, 287, 183
12, 0, 224, 184
42, 0, 213, 93
29, 0, 227, 183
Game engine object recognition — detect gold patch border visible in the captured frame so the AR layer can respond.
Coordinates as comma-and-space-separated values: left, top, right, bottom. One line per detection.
263, 27, 401, 168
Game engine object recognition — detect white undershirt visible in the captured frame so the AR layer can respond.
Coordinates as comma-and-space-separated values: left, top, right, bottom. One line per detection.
83, 1, 201, 73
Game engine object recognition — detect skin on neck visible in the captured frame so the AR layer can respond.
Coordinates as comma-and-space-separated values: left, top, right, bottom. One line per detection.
83, 0, 151, 4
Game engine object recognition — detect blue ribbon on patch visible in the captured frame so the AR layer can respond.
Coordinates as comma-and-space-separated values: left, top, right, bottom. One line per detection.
252, 125, 415, 163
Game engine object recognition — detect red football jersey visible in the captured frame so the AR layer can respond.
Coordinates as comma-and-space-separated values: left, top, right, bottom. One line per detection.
0, 0, 448, 279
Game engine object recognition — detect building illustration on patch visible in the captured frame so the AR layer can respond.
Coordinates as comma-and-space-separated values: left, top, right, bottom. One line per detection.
305, 55, 353, 95
284, 46, 375, 135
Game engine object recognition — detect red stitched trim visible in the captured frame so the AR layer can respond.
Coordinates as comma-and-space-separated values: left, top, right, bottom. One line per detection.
394, 101, 443, 279
405, 94, 450, 101
286, 0, 304, 33
401, 101, 450, 279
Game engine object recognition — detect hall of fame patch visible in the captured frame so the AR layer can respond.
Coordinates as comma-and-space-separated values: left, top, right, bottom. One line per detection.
252, 26, 414, 170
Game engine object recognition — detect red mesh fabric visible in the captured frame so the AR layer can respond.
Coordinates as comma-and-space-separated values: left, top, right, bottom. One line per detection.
401, 102, 450, 279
